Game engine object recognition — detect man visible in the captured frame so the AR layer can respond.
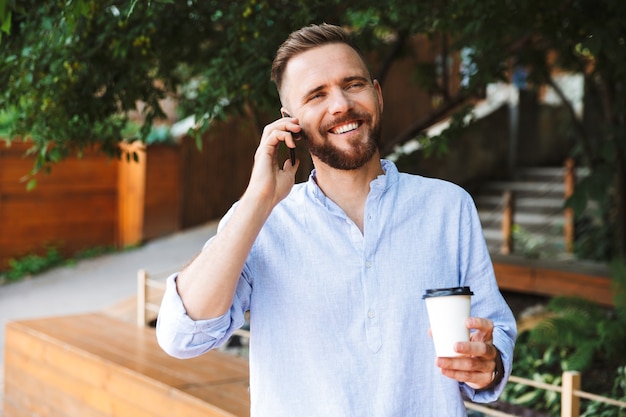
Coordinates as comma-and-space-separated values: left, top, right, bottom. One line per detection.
157, 23, 517, 416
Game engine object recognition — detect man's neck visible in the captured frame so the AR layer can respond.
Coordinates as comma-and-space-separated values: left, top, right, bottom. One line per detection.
312, 156, 384, 232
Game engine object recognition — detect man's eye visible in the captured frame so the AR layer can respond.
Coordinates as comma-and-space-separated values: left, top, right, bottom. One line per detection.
308, 92, 325, 101
347, 82, 365, 90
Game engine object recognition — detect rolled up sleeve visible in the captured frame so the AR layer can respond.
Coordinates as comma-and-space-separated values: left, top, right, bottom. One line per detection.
156, 273, 247, 359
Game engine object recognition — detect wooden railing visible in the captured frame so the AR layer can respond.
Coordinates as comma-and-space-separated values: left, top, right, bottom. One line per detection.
136, 268, 168, 327
499, 158, 577, 255
465, 371, 626, 417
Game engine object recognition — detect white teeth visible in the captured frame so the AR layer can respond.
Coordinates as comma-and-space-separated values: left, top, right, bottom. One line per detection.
332, 122, 359, 134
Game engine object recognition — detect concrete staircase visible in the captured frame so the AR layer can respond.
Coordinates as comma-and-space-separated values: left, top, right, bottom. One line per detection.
474, 165, 588, 259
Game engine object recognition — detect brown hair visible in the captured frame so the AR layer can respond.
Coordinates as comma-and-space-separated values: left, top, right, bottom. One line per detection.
271, 23, 369, 93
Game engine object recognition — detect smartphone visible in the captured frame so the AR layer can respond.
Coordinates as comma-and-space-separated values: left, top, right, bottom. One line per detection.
281, 111, 301, 166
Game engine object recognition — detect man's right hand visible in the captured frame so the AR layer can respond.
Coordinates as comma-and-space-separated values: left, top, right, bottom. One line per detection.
246, 117, 301, 211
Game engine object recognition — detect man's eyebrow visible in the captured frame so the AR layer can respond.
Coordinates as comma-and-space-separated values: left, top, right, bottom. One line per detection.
343, 75, 371, 84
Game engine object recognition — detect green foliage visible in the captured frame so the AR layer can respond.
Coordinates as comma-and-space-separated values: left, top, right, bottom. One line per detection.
511, 224, 548, 259
0, 107, 16, 136
0, 244, 122, 284
580, 366, 626, 417
501, 332, 564, 415
0, 0, 625, 258
3, 247, 64, 282
568, 164, 619, 261
503, 260, 626, 415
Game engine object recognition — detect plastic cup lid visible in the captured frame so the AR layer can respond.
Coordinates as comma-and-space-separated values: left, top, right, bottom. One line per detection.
422, 286, 474, 299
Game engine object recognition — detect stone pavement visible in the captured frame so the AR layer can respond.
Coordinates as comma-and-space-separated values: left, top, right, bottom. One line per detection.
0, 220, 219, 410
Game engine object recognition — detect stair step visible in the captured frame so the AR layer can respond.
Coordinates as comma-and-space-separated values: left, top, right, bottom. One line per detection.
516, 166, 589, 181
479, 211, 565, 226
473, 165, 579, 257
480, 181, 564, 194
475, 195, 565, 209
482, 228, 565, 245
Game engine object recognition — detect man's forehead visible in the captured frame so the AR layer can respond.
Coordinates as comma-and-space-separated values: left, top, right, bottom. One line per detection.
281, 43, 369, 102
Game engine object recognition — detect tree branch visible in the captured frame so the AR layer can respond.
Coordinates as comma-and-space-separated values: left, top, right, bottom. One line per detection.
375, 30, 408, 87
380, 94, 469, 156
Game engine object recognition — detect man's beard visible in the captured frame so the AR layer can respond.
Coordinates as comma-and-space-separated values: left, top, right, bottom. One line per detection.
303, 111, 382, 171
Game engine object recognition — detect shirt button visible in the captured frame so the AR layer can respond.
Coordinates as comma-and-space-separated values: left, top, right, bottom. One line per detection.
368, 310, 376, 318
368, 214, 373, 221
365, 261, 372, 268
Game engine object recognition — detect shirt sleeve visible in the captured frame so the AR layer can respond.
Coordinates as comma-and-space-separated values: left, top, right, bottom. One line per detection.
155, 205, 252, 359
156, 272, 251, 359
457, 193, 518, 402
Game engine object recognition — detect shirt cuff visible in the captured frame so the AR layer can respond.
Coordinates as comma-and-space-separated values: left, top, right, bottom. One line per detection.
156, 273, 233, 358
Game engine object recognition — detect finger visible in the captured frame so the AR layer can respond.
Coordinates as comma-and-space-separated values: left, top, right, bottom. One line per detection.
436, 355, 496, 389
466, 317, 494, 332
437, 355, 495, 374
259, 122, 296, 160
466, 317, 494, 344
453, 340, 497, 359
439, 367, 496, 390
283, 121, 302, 148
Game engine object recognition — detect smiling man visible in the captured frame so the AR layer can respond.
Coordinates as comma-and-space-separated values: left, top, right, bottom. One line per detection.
157, 24, 517, 416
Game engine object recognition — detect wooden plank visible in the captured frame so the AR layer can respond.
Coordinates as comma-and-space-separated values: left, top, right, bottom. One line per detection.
3, 314, 251, 417
533, 268, 612, 306
4, 359, 110, 417
0, 141, 120, 269
186, 381, 251, 417
494, 260, 613, 306
493, 262, 536, 293
143, 144, 181, 240
8, 315, 248, 387
0, 193, 116, 225
0, 156, 117, 192
6, 346, 134, 417
117, 143, 146, 247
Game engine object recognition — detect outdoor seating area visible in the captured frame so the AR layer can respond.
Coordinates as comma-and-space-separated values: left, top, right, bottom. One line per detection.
1, 264, 622, 417
2, 313, 251, 417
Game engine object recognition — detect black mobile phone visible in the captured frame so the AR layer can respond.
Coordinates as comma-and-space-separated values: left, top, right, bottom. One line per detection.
281, 111, 301, 166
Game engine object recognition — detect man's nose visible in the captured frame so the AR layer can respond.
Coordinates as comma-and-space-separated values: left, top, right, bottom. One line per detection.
327, 88, 352, 115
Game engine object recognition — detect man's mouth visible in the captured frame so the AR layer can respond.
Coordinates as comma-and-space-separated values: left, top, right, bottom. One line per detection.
330, 122, 360, 135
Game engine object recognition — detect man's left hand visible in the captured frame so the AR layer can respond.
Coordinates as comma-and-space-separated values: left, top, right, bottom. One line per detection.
434, 317, 501, 390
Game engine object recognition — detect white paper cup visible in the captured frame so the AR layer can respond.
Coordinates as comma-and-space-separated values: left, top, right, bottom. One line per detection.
423, 287, 473, 357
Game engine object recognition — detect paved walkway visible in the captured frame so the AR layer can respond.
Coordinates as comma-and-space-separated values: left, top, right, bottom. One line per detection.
0, 221, 218, 409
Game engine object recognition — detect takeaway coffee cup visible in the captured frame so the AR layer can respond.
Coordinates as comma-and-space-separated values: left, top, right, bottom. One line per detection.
422, 286, 474, 357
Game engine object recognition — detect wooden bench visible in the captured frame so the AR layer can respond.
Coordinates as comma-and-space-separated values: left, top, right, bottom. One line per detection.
3, 313, 251, 417
492, 254, 613, 306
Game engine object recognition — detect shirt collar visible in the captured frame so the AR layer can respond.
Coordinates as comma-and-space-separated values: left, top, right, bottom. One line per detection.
306, 159, 398, 207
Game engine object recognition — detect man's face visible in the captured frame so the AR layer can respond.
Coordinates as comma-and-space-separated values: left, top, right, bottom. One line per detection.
280, 43, 384, 170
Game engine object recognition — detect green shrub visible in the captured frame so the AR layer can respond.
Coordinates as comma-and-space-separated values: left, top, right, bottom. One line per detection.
502, 258, 626, 416
5, 247, 64, 281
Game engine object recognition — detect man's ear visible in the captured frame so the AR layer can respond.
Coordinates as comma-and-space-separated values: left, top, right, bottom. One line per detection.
373, 79, 384, 113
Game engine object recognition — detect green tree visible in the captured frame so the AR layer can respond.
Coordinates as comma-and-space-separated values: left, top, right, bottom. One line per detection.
1, 0, 624, 259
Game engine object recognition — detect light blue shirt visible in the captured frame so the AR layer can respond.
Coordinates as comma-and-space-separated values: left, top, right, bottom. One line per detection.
157, 160, 517, 417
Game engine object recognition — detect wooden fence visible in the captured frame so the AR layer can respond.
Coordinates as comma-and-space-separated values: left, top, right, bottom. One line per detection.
465, 371, 626, 417
0, 140, 183, 269
0, 141, 118, 269
0, 117, 265, 271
